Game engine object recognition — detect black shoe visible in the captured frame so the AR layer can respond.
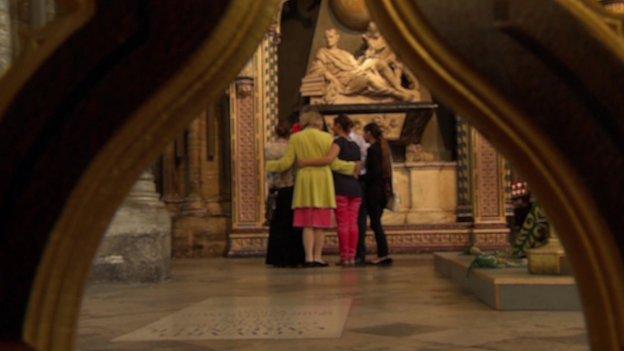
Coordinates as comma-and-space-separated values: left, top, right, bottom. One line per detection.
374, 257, 393, 266
303, 261, 316, 268
313, 261, 329, 267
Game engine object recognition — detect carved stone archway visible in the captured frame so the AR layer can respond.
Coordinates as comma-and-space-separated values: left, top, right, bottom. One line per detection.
0, 1, 623, 351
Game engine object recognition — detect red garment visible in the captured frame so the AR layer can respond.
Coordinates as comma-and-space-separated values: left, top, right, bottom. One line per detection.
335, 195, 362, 261
293, 208, 335, 228
291, 123, 302, 134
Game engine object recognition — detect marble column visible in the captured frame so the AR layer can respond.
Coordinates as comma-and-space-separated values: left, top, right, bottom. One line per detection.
180, 114, 207, 217
91, 169, 171, 282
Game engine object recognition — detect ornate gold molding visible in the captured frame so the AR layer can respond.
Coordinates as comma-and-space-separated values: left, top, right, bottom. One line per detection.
366, 0, 624, 349
14, 1, 281, 350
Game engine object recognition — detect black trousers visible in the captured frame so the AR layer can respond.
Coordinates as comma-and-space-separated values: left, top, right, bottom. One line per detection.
367, 200, 389, 258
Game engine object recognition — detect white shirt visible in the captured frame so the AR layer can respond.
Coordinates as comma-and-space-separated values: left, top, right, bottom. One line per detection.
349, 131, 369, 175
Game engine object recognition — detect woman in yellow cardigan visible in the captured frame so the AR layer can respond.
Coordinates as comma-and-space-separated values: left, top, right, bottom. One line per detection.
266, 107, 358, 267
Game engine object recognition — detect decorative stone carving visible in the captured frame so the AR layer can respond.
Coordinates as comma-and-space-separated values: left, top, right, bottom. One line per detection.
405, 144, 435, 162
236, 77, 254, 98
301, 24, 421, 104
324, 112, 405, 140
455, 117, 473, 222
91, 169, 171, 282
470, 128, 511, 249
227, 224, 474, 256
474, 133, 503, 220
233, 76, 261, 225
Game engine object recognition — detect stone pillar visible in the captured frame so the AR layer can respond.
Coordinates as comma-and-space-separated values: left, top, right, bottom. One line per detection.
0, 0, 11, 75
470, 127, 510, 249
91, 169, 171, 282
503, 160, 514, 222
29, 0, 47, 28
227, 5, 286, 255
232, 75, 262, 226
172, 112, 218, 257
201, 104, 225, 214
455, 117, 474, 222
180, 114, 207, 217
194, 104, 229, 255
263, 21, 281, 143
162, 141, 182, 211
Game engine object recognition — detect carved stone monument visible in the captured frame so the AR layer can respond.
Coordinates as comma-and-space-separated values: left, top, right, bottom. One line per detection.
301, 23, 429, 158
302, 24, 421, 105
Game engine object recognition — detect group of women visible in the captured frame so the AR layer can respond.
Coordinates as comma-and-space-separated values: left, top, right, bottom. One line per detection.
264, 107, 393, 268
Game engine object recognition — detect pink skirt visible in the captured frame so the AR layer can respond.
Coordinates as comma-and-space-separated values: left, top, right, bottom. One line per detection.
293, 208, 335, 229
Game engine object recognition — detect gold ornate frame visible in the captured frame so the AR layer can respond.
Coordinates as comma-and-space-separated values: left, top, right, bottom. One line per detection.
366, 0, 624, 349
0, 1, 280, 350
0, 0, 622, 350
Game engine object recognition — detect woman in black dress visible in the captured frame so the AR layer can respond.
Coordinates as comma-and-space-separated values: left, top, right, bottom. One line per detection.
361, 122, 393, 266
264, 120, 305, 267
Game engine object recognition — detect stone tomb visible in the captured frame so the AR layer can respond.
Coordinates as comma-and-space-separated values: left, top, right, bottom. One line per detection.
316, 103, 457, 226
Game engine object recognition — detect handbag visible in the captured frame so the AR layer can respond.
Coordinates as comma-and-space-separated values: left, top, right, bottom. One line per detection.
386, 193, 400, 212
384, 178, 400, 211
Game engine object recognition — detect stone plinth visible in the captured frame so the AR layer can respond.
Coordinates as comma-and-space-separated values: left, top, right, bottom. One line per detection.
434, 252, 580, 310
384, 162, 457, 226
91, 170, 171, 282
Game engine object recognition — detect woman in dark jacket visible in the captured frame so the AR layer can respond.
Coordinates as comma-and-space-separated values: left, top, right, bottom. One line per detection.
361, 122, 393, 266
264, 120, 305, 267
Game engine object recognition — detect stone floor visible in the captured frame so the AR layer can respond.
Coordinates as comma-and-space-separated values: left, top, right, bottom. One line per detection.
77, 255, 589, 351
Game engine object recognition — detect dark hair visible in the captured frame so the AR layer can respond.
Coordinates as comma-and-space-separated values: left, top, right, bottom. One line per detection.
363, 122, 383, 141
364, 122, 393, 181
333, 114, 353, 133
275, 119, 291, 138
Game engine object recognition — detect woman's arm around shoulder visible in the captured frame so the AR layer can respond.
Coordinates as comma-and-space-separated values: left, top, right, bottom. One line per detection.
297, 142, 340, 168
266, 137, 296, 173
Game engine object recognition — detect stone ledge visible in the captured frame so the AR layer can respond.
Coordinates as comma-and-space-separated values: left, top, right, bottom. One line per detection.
227, 224, 478, 257
434, 252, 581, 310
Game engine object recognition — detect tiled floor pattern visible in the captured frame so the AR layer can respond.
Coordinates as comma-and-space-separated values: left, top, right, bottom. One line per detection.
77, 255, 588, 350
114, 297, 352, 341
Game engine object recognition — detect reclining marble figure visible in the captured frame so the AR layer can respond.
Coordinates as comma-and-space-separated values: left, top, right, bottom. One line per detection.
304, 25, 420, 104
